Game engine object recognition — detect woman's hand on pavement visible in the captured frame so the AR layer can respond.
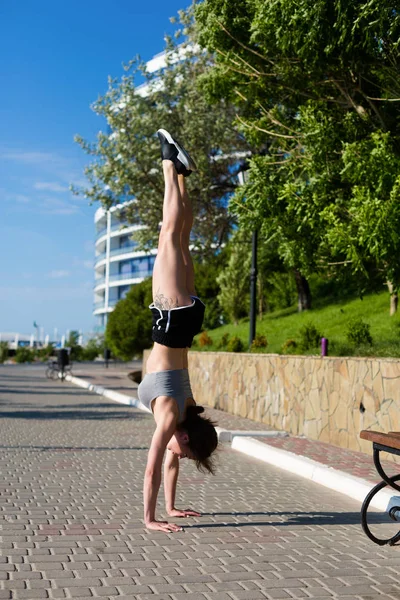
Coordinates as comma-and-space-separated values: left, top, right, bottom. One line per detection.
167, 508, 201, 518
145, 520, 183, 533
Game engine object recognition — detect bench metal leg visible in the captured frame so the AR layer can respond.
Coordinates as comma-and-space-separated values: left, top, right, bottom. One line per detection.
361, 474, 400, 546
373, 447, 400, 492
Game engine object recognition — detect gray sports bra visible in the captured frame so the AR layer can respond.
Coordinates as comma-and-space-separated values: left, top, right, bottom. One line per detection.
137, 369, 193, 423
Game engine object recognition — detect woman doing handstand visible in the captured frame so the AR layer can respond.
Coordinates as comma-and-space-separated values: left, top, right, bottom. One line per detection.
138, 129, 218, 533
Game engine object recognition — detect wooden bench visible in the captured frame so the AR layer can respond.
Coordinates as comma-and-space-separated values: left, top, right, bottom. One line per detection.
359, 430, 400, 546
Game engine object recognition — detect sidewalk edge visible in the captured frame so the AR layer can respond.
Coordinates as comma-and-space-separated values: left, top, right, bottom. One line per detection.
232, 436, 399, 513
66, 374, 143, 409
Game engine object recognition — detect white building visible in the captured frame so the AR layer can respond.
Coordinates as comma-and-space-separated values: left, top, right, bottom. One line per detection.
93, 204, 156, 330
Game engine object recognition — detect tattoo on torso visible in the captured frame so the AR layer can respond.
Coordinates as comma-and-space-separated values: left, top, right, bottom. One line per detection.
154, 290, 179, 310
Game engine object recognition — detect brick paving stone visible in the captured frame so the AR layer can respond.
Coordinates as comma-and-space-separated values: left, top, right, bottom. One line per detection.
1, 365, 400, 600
89, 586, 118, 596
62, 587, 93, 597
230, 592, 267, 600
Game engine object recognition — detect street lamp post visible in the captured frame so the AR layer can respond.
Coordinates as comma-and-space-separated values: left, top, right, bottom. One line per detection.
249, 229, 258, 347
238, 169, 258, 348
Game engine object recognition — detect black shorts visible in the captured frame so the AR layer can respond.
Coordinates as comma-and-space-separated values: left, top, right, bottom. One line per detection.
150, 296, 206, 348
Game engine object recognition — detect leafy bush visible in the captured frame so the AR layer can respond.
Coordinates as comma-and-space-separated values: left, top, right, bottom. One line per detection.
281, 339, 298, 354
226, 336, 244, 352
298, 322, 322, 351
217, 333, 230, 349
0, 342, 9, 363
250, 334, 268, 350
199, 331, 213, 347
15, 347, 35, 363
81, 336, 105, 361
36, 345, 55, 362
346, 318, 373, 346
106, 278, 153, 360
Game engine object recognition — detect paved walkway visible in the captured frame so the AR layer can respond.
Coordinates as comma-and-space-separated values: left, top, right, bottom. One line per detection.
71, 364, 397, 486
0, 364, 400, 600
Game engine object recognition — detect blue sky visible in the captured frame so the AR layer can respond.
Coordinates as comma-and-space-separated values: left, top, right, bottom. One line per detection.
0, 0, 188, 339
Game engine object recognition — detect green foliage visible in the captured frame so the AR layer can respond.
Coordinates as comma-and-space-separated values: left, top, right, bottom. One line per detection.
346, 318, 373, 346
105, 279, 153, 360
217, 229, 251, 324
281, 339, 298, 355
198, 290, 400, 357
194, 251, 228, 329
15, 347, 35, 363
250, 334, 268, 352
198, 331, 213, 347
226, 336, 244, 353
298, 322, 322, 351
66, 331, 83, 361
36, 345, 55, 362
195, 0, 400, 309
74, 6, 251, 253
264, 272, 297, 312
82, 336, 105, 361
217, 332, 230, 349
0, 342, 9, 363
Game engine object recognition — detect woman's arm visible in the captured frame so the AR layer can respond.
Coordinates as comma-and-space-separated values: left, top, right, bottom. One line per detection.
143, 412, 182, 532
164, 450, 201, 518
164, 449, 179, 513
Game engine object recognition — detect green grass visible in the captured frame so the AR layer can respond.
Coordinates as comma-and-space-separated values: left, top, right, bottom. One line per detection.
193, 291, 400, 358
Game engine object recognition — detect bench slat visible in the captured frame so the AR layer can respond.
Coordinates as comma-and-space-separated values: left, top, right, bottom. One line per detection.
360, 430, 400, 451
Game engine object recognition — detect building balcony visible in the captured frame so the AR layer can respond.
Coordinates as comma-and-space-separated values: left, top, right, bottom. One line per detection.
93, 270, 153, 291
94, 277, 106, 289
95, 222, 139, 243
108, 271, 153, 283
94, 244, 138, 266
93, 297, 125, 314
95, 226, 107, 239
93, 301, 106, 311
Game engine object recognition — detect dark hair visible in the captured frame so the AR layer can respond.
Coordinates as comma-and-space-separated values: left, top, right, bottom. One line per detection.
177, 406, 218, 474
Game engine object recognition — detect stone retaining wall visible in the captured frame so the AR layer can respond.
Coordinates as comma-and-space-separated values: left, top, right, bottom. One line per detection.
142, 350, 400, 456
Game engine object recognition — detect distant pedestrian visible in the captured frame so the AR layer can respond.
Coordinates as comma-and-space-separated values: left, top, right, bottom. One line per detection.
138, 129, 218, 533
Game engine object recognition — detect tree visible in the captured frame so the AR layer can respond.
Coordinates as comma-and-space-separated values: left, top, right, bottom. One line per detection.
217, 229, 251, 325
195, 0, 400, 312
74, 7, 252, 253
67, 330, 83, 361
0, 342, 9, 363
82, 335, 105, 361
193, 249, 228, 329
105, 278, 153, 360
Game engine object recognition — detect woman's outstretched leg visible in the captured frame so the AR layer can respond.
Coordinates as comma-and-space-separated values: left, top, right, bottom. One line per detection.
178, 175, 196, 297
152, 161, 191, 309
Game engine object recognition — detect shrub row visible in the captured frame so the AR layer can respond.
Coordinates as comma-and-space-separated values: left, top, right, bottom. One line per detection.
194, 318, 373, 355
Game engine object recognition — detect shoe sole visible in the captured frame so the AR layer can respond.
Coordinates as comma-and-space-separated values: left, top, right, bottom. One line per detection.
157, 128, 197, 172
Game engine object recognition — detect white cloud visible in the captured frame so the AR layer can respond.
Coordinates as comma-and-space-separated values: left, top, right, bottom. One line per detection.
1, 151, 60, 164
40, 198, 81, 216
34, 182, 68, 193
14, 194, 30, 203
48, 270, 70, 279
0, 148, 88, 192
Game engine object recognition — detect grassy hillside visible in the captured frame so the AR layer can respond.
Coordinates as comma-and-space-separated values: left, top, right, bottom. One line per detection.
194, 291, 400, 357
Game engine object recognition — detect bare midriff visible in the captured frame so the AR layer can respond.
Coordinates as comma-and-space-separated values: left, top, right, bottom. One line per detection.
145, 343, 189, 374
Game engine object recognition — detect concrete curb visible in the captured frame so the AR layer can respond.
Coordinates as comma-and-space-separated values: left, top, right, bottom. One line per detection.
67, 374, 400, 514
66, 375, 143, 409
232, 436, 400, 513
216, 427, 288, 443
